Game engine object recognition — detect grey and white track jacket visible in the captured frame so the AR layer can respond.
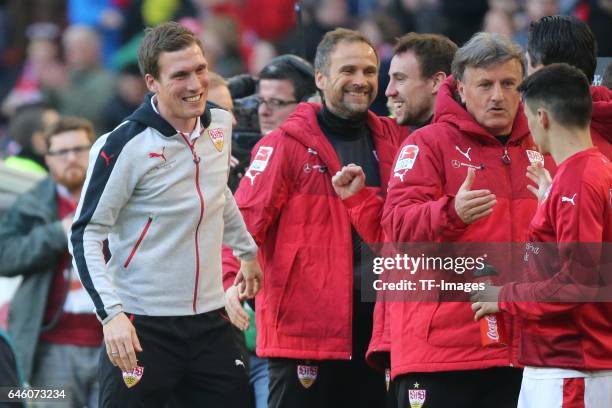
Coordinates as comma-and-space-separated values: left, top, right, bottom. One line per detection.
69, 95, 257, 324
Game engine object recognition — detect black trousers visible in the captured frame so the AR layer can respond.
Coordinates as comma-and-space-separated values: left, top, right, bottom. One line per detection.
98, 308, 249, 408
395, 367, 522, 408
267, 299, 386, 408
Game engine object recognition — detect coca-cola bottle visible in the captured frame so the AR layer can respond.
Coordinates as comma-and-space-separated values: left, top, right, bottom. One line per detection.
474, 264, 507, 347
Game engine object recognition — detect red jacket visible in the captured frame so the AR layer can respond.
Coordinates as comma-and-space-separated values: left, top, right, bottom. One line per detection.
591, 86, 612, 160
500, 148, 612, 370
227, 103, 406, 360
381, 77, 555, 378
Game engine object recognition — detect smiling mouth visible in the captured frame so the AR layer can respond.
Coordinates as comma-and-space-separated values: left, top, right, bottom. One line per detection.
183, 94, 202, 102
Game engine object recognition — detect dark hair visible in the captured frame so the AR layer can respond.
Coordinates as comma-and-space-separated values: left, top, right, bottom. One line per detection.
452, 32, 524, 82
602, 62, 612, 90
527, 15, 597, 84
8, 105, 49, 148
259, 54, 317, 102
137, 21, 205, 79
314, 28, 378, 75
44, 116, 95, 150
518, 63, 592, 128
393, 32, 458, 78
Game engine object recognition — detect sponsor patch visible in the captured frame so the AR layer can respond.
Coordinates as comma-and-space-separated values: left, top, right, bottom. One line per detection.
526, 149, 544, 165
408, 383, 426, 408
208, 128, 224, 152
122, 366, 144, 388
245, 146, 274, 185
297, 364, 318, 389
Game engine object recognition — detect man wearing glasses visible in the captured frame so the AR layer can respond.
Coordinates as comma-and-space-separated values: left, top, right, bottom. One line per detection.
0, 116, 101, 407
256, 55, 317, 136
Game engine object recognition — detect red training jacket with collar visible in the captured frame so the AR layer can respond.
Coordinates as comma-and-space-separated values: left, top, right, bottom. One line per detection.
381, 76, 556, 378
225, 102, 407, 360
499, 148, 612, 370
590, 86, 612, 161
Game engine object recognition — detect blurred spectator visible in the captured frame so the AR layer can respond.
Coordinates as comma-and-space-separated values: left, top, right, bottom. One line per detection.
603, 62, 612, 89
514, 0, 560, 48
483, 8, 516, 38
0, 116, 101, 407
440, 0, 489, 45
277, 0, 351, 62
358, 12, 402, 115
101, 63, 147, 132
67, 0, 126, 68
207, 71, 236, 126
43, 25, 115, 135
582, 0, 612, 56
4, 104, 59, 174
2, 23, 63, 116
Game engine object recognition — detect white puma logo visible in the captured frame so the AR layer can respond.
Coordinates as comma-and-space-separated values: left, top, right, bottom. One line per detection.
456, 146, 472, 161
235, 359, 245, 368
245, 171, 259, 186
561, 193, 576, 205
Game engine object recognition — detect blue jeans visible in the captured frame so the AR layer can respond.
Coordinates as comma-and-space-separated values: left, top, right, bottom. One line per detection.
249, 353, 269, 408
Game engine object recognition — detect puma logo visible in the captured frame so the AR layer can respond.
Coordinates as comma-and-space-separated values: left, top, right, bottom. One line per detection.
456, 146, 472, 162
245, 171, 259, 186
148, 147, 167, 162
235, 359, 245, 368
561, 193, 576, 205
100, 151, 114, 166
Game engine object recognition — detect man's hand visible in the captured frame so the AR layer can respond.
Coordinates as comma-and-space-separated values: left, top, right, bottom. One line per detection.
224, 285, 250, 331
103, 312, 143, 372
235, 258, 263, 300
332, 164, 366, 200
526, 161, 552, 203
454, 167, 496, 224
471, 285, 502, 321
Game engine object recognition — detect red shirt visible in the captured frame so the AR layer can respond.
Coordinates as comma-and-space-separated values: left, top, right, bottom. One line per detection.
500, 148, 612, 370
39, 188, 103, 347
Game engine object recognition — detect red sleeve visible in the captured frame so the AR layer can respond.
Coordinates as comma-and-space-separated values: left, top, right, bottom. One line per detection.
499, 181, 605, 319
382, 133, 467, 243
343, 187, 387, 244
222, 244, 240, 291
234, 132, 293, 246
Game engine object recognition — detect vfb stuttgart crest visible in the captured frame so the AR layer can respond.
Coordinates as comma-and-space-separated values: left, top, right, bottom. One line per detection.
408, 383, 427, 408
297, 364, 318, 389
526, 149, 544, 165
122, 365, 144, 388
208, 128, 224, 152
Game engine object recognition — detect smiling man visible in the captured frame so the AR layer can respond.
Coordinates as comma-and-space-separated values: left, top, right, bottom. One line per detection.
68, 22, 261, 407
230, 28, 407, 407
381, 32, 555, 408
386, 33, 457, 131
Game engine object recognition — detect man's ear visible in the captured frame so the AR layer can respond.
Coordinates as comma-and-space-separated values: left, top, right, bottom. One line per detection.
430, 72, 447, 95
144, 73, 159, 93
537, 108, 550, 130
315, 70, 326, 93
456, 79, 466, 104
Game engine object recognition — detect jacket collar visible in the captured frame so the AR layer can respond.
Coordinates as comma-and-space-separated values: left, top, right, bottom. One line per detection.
126, 93, 212, 137
278, 103, 396, 175
433, 76, 530, 145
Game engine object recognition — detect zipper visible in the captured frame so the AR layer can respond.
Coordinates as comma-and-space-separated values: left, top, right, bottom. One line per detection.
179, 132, 206, 314
124, 217, 153, 268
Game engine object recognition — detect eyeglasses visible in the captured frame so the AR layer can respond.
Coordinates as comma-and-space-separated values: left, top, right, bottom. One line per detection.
256, 96, 298, 110
46, 145, 91, 157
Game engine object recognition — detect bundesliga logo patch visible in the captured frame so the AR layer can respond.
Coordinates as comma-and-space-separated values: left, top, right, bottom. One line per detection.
246, 146, 274, 185
208, 128, 224, 152
297, 364, 318, 389
122, 366, 144, 388
394, 144, 419, 182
